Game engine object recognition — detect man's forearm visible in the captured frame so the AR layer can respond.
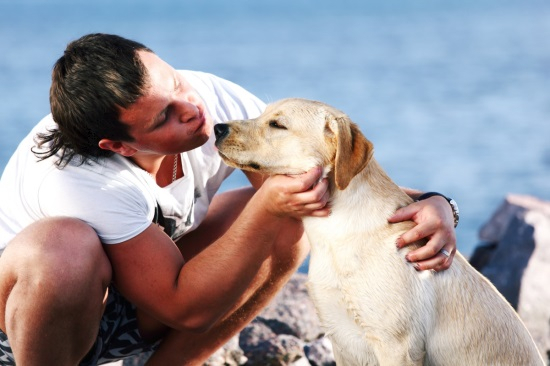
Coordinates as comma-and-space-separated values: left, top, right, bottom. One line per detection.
400, 186, 424, 200
172, 189, 289, 331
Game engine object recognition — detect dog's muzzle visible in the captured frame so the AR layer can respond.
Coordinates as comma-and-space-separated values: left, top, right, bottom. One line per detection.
214, 123, 230, 146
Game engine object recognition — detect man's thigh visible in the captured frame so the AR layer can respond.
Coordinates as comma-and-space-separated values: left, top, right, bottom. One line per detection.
0, 217, 112, 364
0, 217, 110, 332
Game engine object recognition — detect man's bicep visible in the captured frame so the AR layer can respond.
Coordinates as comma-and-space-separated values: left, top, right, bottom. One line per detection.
103, 224, 185, 325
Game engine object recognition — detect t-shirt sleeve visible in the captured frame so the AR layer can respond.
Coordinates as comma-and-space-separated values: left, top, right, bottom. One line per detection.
212, 77, 266, 120
37, 167, 154, 244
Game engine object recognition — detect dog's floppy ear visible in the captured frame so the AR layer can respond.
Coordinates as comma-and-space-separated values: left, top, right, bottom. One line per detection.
327, 114, 373, 190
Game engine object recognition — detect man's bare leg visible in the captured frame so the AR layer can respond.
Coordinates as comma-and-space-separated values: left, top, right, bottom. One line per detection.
143, 188, 310, 365
0, 217, 112, 365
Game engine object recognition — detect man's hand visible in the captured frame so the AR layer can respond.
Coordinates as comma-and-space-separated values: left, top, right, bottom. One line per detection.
388, 195, 456, 272
258, 167, 331, 219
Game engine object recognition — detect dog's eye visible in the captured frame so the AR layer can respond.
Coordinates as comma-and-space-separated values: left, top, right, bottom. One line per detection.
268, 120, 287, 130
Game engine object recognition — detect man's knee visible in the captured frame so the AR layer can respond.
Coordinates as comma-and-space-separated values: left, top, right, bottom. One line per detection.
1, 217, 111, 306
10, 216, 101, 252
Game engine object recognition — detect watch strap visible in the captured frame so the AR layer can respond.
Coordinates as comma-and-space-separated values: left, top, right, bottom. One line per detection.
416, 192, 460, 228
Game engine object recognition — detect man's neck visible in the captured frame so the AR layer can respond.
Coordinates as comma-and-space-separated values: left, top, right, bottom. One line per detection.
129, 154, 179, 187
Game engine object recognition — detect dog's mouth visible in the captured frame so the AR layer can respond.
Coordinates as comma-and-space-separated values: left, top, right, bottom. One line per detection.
247, 162, 261, 170
218, 151, 311, 176
218, 150, 262, 172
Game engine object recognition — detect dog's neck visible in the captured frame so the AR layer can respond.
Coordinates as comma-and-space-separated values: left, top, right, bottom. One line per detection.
302, 157, 414, 251
326, 157, 413, 221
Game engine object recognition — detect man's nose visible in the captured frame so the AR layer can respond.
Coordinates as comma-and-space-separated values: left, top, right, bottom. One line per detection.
214, 123, 229, 141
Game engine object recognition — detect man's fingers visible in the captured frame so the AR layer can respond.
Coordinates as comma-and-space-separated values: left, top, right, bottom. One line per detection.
409, 245, 455, 272
263, 167, 329, 219
395, 221, 437, 249
404, 231, 456, 272
292, 178, 330, 216
291, 166, 323, 192
308, 208, 332, 217
298, 177, 329, 202
388, 204, 416, 223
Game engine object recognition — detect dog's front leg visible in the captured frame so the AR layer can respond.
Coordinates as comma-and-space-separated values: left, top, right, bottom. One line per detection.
332, 347, 349, 365
331, 343, 379, 365
372, 340, 425, 366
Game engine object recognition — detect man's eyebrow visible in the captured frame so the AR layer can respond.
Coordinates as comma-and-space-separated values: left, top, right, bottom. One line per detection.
141, 105, 165, 132
173, 73, 182, 91
148, 107, 168, 130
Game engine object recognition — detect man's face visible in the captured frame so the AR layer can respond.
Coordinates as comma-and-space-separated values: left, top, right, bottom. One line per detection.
117, 51, 213, 156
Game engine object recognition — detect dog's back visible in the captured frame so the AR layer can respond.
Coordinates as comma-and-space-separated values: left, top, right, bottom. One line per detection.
426, 254, 543, 364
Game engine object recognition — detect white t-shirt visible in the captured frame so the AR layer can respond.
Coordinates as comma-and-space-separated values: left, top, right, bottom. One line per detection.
0, 71, 265, 254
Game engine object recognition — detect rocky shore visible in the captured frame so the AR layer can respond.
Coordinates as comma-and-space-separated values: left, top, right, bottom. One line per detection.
123, 194, 550, 365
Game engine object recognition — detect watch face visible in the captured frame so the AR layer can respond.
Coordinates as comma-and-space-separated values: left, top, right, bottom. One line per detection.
449, 199, 459, 215
448, 198, 459, 227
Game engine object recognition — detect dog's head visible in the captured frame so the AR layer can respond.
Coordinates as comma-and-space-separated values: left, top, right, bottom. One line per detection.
214, 98, 373, 190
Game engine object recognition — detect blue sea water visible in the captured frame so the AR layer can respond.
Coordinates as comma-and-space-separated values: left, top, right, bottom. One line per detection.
1, 0, 549, 258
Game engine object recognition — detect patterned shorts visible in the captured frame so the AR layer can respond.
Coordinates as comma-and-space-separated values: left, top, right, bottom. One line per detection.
0, 285, 160, 365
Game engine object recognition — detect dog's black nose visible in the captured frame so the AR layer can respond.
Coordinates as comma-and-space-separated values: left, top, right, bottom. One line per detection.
214, 123, 229, 141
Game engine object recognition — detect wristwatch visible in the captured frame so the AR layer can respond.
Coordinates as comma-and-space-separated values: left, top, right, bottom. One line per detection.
416, 192, 460, 228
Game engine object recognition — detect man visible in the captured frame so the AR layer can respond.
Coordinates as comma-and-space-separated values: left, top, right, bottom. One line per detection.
0, 34, 457, 365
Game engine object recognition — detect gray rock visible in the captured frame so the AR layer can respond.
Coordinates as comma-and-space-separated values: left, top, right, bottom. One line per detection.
470, 194, 550, 361
304, 337, 336, 366
259, 273, 324, 342
237, 274, 335, 366
206, 335, 247, 365
240, 319, 278, 349
240, 333, 306, 365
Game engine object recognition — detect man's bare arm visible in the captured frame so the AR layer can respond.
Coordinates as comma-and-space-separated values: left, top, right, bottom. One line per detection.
103, 169, 327, 332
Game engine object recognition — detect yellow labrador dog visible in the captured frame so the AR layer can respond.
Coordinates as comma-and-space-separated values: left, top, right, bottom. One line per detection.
214, 98, 543, 365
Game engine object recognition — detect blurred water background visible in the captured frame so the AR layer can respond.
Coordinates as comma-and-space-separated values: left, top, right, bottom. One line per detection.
1, 0, 549, 261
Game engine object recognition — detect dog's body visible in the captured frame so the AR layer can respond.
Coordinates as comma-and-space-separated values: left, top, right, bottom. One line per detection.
214, 98, 544, 365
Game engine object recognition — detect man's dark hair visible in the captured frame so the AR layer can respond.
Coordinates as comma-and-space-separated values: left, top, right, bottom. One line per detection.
33, 33, 153, 167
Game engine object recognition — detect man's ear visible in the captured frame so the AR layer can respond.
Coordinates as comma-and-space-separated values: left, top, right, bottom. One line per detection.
327, 114, 373, 190
98, 139, 137, 157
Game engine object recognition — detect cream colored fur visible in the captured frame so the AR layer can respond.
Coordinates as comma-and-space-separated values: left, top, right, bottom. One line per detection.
215, 98, 544, 365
